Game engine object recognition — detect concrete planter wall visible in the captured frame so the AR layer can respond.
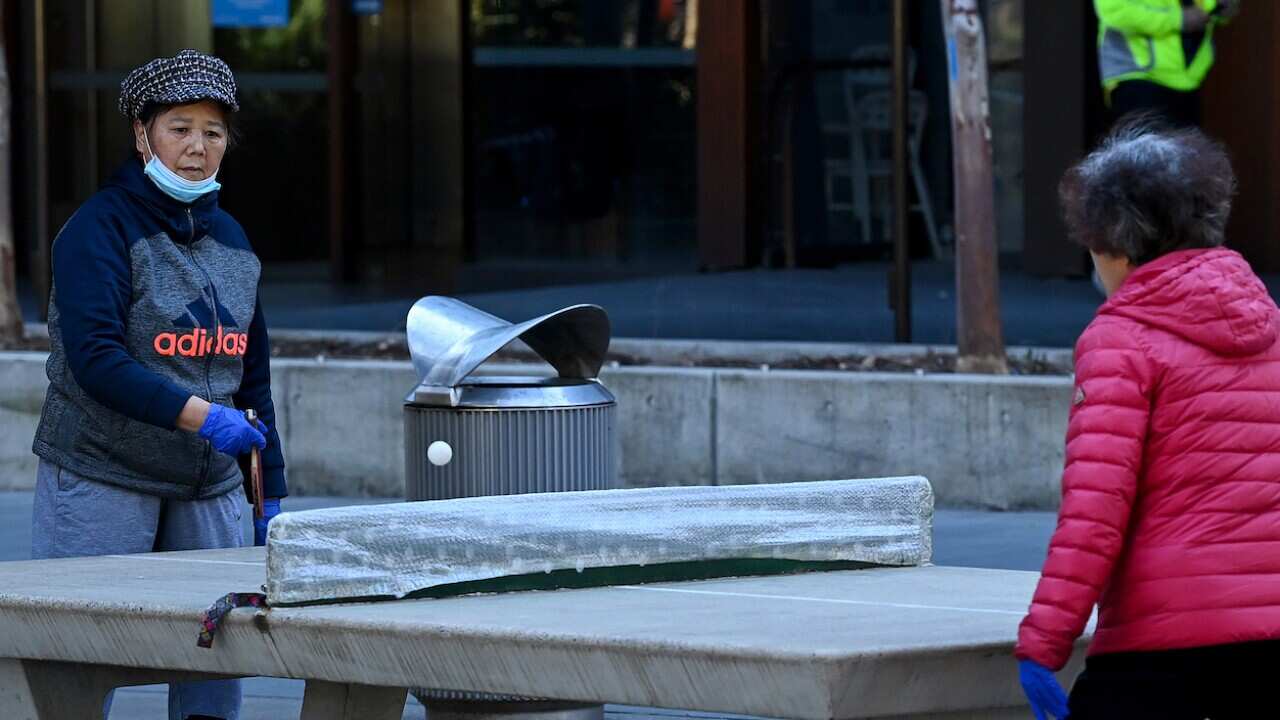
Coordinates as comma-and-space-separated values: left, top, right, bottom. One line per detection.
0, 352, 1071, 509
0, 355, 48, 492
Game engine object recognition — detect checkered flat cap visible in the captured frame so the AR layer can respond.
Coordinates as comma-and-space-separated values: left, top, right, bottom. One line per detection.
118, 49, 239, 119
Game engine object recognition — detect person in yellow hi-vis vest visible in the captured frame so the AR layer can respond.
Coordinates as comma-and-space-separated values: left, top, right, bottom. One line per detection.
1095, 0, 1239, 127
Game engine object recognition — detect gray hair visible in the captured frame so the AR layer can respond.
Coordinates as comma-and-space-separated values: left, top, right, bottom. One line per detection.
1060, 118, 1236, 265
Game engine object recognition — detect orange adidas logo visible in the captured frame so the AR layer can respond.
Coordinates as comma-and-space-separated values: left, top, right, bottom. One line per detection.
154, 327, 248, 357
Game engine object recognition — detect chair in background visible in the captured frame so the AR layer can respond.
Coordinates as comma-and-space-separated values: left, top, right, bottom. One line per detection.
853, 88, 943, 259
821, 46, 944, 259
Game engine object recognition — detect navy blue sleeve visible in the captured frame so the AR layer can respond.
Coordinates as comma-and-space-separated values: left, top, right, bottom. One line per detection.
233, 297, 288, 498
53, 208, 192, 429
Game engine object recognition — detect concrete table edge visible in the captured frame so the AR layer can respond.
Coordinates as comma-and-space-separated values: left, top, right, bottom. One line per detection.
0, 555, 1087, 720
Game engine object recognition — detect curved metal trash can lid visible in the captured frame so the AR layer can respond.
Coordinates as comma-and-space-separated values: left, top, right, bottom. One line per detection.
407, 297, 611, 388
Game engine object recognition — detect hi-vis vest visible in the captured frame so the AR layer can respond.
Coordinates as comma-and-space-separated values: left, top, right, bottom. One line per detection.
1095, 0, 1221, 96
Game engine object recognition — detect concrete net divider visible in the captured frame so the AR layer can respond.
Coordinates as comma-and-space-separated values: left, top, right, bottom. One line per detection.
264, 475, 934, 606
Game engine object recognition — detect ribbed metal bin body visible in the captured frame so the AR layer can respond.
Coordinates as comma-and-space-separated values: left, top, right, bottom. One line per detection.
404, 297, 613, 714
405, 402, 617, 502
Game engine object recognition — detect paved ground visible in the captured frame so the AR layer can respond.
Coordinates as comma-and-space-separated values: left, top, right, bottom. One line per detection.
0, 491, 1054, 719
20, 262, 1105, 347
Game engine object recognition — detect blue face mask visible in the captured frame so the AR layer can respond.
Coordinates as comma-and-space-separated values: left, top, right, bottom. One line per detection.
141, 132, 220, 204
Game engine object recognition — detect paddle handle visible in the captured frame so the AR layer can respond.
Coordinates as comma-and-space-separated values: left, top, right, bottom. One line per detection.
245, 408, 264, 520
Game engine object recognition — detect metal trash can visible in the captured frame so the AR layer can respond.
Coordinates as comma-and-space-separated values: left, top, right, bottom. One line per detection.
404, 296, 617, 502
403, 296, 614, 720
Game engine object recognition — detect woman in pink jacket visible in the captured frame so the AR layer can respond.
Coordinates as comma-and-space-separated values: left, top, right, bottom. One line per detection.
1016, 121, 1280, 719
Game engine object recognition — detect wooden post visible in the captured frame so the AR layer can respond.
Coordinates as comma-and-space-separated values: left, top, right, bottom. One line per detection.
0, 10, 23, 343
327, 0, 358, 283
696, 0, 762, 270
407, 0, 467, 293
940, 0, 1007, 373
890, 0, 911, 343
1202, 2, 1280, 272
1022, 1, 1091, 277
21, 0, 49, 320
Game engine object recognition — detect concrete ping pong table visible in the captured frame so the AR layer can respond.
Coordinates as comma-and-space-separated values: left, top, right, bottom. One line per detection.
0, 546, 1087, 720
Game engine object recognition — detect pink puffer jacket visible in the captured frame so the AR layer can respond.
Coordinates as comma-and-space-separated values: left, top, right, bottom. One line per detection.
1016, 247, 1280, 670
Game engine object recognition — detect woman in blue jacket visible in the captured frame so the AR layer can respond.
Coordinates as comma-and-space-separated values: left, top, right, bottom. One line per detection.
30, 50, 284, 720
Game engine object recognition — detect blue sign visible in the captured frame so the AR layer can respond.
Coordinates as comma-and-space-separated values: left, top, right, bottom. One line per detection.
212, 0, 290, 28
352, 0, 383, 15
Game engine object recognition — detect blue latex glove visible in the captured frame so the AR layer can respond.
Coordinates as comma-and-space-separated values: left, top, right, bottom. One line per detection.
254, 498, 281, 547
1019, 659, 1070, 720
198, 403, 267, 457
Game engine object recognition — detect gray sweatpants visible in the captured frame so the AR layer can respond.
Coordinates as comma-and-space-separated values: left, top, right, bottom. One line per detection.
31, 459, 246, 720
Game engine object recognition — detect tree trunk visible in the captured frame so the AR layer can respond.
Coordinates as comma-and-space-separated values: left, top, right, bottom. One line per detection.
940, 0, 1005, 373
0, 12, 25, 345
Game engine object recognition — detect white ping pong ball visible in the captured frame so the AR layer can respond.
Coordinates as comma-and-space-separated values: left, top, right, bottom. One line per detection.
427, 441, 453, 466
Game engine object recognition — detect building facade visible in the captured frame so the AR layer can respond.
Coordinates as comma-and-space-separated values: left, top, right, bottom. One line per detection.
6, 1, 1268, 320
